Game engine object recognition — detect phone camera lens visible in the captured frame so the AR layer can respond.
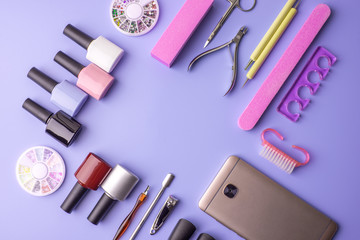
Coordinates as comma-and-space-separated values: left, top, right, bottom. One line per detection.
224, 184, 238, 198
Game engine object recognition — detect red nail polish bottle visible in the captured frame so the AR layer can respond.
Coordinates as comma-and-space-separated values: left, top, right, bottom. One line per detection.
61, 153, 112, 213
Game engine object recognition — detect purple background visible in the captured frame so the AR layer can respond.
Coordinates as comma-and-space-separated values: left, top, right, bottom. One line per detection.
0, 0, 359, 239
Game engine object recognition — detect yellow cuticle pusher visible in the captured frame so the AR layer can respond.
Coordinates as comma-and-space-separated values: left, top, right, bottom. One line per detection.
243, 0, 300, 87
245, 0, 296, 70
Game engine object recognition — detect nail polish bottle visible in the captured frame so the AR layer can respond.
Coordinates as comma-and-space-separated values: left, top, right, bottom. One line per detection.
63, 24, 124, 73
27, 67, 88, 117
197, 233, 215, 240
169, 219, 196, 240
54, 51, 114, 100
22, 98, 82, 147
61, 153, 112, 213
87, 164, 139, 225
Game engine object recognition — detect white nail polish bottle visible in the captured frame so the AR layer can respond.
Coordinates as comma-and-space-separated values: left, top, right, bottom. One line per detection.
63, 24, 124, 73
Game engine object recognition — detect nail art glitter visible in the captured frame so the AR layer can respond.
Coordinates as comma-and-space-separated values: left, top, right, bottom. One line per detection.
111, 0, 159, 36
16, 146, 65, 196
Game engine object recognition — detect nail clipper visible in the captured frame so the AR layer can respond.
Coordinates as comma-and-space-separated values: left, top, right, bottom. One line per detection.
150, 195, 179, 235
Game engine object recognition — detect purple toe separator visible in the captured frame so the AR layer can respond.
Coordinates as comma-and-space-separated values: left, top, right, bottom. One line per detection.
277, 46, 337, 122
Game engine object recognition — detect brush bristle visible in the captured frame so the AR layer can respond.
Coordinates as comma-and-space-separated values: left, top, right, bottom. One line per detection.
260, 145, 296, 174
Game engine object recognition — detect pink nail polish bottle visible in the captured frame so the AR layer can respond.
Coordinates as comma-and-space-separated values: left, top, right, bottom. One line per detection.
54, 51, 114, 100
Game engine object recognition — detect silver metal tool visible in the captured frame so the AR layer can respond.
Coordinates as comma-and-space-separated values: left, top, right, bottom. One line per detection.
204, 0, 256, 48
129, 173, 175, 240
150, 195, 179, 235
189, 26, 248, 96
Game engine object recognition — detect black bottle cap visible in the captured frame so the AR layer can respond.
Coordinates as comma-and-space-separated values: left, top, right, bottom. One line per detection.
61, 182, 89, 214
63, 24, 94, 50
22, 98, 52, 124
27, 67, 58, 93
87, 193, 116, 225
45, 111, 82, 147
54, 51, 85, 77
169, 219, 196, 240
197, 233, 216, 240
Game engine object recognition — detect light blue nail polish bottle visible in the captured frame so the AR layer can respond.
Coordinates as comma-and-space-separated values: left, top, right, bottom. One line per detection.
27, 67, 88, 117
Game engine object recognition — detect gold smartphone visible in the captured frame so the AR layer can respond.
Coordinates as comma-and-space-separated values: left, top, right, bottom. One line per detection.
199, 156, 338, 240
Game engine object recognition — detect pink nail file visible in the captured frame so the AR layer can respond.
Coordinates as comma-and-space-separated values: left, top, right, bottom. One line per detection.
151, 0, 214, 67
238, 4, 331, 130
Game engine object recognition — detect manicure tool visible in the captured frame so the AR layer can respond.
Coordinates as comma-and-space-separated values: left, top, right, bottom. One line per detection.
129, 173, 175, 240
204, 0, 256, 48
151, 0, 214, 67
238, 4, 331, 130
260, 128, 310, 174
244, 0, 296, 70
150, 195, 178, 235
277, 46, 336, 122
243, 0, 301, 87
113, 186, 150, 240
189, 26, 248, 96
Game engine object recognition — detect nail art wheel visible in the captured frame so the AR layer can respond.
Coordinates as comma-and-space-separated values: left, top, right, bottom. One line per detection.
16, 146, 65, 196
111, 0, 159, 36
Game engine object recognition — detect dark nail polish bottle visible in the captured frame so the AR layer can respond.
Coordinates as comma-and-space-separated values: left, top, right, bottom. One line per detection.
61, 153, 112, 213
169, 219, 196, 240
87, 164, 139, 225
197, 233, 215, 240
22, 98, 82, 147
